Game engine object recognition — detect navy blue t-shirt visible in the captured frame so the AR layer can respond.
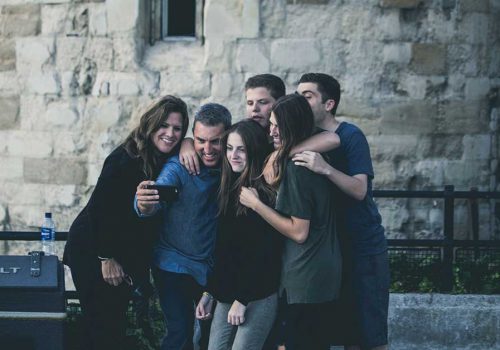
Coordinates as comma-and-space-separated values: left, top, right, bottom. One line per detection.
323, 122, 387, 257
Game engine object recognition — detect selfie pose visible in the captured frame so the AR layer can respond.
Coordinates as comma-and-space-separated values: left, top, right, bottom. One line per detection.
196, 120, 283, 350
63, 96, 189, 350
239, 94, 342, 350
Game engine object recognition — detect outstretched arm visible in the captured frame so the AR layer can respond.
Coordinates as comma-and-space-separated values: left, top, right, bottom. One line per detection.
290, 130, 340, 156
239, 187, 310, 244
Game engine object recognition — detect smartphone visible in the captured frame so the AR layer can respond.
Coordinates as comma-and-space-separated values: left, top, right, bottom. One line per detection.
145, 184, 179, 202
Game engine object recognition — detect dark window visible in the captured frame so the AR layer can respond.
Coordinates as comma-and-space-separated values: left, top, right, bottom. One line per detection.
163, 0, 196, 37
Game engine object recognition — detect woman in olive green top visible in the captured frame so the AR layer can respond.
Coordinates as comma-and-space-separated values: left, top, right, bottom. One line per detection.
240, 94, 342, 350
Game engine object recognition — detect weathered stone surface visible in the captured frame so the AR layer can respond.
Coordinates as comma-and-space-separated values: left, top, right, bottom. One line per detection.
438, 100, 489, 134
159, 71, 210, 99
106, 0, 140, 33
410, 43, 446, 75
0, 4, 41, 37
0, 156, 23, 180
379, 0, 421, 8
8, 131, 52, 157
24, 158, 87, 185
464, 77, 490, 100
205, 2, 242, 38
242, 0, 259, 38
0, 38, 15, 71
16, 37, 54, 72
383, 43, 412, 64
41, 4, 68, 35
461, 0, 490, 13
204, 39, 236, 72
113, 36, 142, 71
380, 101, 438, 134
236, 41, 270, 73
462, 134, 491, 161
375, 10, 402, 41
422, 135, 464, 159
460, 13, 489, 45
0, 96, 19, 129
56, 37, 86, 71
88, 3, 107, 36
288, 0, 328, 4
144, 41, 204, 71
271, 39, 321, 72
25, 71, 61, 95
53, 131, 86, 157
84, 97, 122, 132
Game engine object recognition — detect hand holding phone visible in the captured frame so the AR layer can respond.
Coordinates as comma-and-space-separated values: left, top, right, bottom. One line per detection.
145, 184, 179, 202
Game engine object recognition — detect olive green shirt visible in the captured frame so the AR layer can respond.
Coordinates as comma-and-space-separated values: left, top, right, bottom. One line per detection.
276, 161, 342, 304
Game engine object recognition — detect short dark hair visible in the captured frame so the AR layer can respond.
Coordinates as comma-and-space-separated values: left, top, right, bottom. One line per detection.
298, 73, 341, 116
193, 103, 232, 131
245, 74, 286, 100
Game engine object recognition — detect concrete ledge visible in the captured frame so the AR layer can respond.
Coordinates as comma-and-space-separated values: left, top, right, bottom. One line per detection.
389, 294, 500, 349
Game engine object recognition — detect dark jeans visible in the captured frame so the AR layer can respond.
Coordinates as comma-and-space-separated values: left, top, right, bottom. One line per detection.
70, 259, 130, 350
282, 301, 331, 350
153, 268, 211, 350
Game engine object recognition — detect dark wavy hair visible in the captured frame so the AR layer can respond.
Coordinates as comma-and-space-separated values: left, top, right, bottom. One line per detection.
122, 95, 189, 179
219, 120, 276, 216
270, 94, 314, 187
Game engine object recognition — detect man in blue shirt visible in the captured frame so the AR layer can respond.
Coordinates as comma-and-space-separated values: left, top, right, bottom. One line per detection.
293, 73, 389, 350
136, 103, 231, 350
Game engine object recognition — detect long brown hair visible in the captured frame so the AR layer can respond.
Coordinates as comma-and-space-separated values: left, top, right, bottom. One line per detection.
219, 120, 276, 216
122, 95, 189, 179
270, 94, 314, 187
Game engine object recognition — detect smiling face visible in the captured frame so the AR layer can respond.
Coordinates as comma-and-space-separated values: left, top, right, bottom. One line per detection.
193, 122, 225, 168
245, 87, 276, 129
269, 112, 281, 149
226, 132, 247, 173
151, 112, 184, 154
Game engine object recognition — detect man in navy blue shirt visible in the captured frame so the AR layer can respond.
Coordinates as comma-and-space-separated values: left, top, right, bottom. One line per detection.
293, 73, 389, 350
136, 103, 231, 350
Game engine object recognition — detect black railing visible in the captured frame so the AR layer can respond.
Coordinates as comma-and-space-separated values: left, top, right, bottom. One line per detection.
1, 185, 499, 294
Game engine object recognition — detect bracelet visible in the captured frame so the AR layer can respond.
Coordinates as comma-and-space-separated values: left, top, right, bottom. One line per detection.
202, 291, 213, 300
98, 256, 112, 261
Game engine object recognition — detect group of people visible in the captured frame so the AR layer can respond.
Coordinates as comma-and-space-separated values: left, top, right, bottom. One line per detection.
63, 72, 389, 350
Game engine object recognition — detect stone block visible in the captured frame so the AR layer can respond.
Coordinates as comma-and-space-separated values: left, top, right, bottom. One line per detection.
410, 43, 446, 75
106, 0, 140, 33
0, 4, 41, 37
271, 39, 320, 72
56, 37, 86, 71
53, 131, 86, 157
24, 157, 87, 185
236, 41, 270, 73
88, 3, 107, 36
464, 77, 490, 100
204, 38, 236, 72
41, 4, 68, 35
0, 38, 15, 71
8, 131, 52, 157
490, 46, 500, 76
25, 71, 61, 95
380, 101, 438, 134
423, 135, 464, 160
260, 1, 286, 38
462, 134, 491, 161
368, 134, 422, 162
375, 10, 402, 40
16, 37, 54, 72
242, 0, 259, 38
0, 96, 19, 129
379, 0, 421, 8
0, 71, 20, 94
84, 98, 122, 132
211, 73, 244, 99
144, 41, 204, 71
204, 2, 242, 38
43, 102, 80, 129
397, 74, 427, 99
383, 43, 411, 64
461, 0, 489, 13
0, 157, 23, 180
438, 100, 489, 134
287, 0, 328, 3
85, 38, 113, 70
159, 71, 210, 99
461, 13, 489, 45
414, 160, 446, 186
113, 36, 143, 71
444, 160, 490, 187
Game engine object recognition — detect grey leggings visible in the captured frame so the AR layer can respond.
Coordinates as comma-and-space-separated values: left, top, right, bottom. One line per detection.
208, 293, 278, 350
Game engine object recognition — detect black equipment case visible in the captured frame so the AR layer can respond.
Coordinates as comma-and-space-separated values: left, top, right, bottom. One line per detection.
0, 252, 66, 350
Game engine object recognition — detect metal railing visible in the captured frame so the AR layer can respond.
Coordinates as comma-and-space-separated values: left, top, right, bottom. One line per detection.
1, 185, 499, 294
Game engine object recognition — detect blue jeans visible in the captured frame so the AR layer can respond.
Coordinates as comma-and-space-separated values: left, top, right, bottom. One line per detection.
153, 268, 210, 350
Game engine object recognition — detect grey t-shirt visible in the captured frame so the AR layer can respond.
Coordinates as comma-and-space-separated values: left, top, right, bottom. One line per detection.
276, 161, 342, 304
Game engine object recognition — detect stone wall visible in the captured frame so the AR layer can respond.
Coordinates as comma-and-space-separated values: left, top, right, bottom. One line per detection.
0, 0, 499, 245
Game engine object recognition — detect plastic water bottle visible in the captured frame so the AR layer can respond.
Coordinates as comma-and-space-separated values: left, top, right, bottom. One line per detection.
41, 212, 56, 255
